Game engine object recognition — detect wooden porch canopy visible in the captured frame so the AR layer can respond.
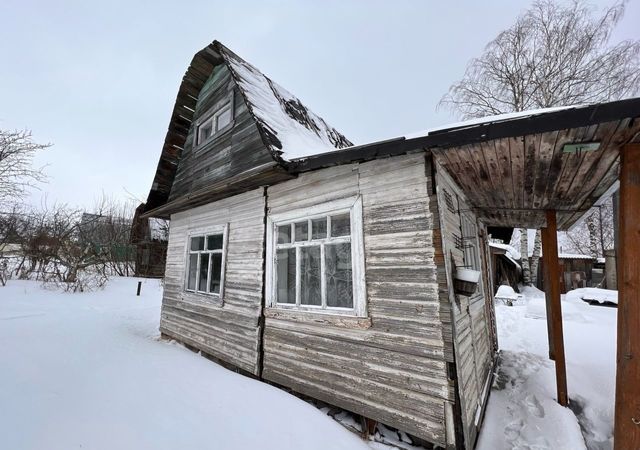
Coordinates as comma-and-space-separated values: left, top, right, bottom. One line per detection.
293, 98, 640, 230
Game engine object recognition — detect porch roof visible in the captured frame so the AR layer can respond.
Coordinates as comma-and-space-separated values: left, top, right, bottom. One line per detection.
289, 97, 640, 230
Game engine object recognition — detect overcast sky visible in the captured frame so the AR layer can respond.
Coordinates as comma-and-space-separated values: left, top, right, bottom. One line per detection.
1, 0, 638, 210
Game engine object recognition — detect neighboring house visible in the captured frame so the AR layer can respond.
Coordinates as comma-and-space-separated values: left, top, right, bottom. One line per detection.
488, 241, 521, 291
78, 213, 134, 261
141, 41, 640, 449
536, 253, 598, 294
131, 204, 168, 278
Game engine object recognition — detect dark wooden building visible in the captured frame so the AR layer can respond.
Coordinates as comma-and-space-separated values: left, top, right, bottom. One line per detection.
141, 41, 640, 449
131, 204, 168, 278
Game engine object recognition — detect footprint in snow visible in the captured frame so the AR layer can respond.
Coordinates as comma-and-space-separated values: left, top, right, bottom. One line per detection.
524, 393, 545, 418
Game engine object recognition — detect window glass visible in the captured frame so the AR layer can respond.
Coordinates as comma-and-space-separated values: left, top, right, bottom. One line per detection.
210, 253, 222, 294
271, 202, 361, 314
190, 236, 205, 251
300, 246, 321, 306
187, 254, 198, 290
216, 107, 232, 130
325, 243, 353, 308
198, 122, 213, 144
277, 225, 291, 244
331, 213, 350, 237
311, 217, 327, 240
206, 234, 223, 250
198, 253, 209, 292
276, 248, 296, 303
186, 230, 226, 296
294, 221, 308, 242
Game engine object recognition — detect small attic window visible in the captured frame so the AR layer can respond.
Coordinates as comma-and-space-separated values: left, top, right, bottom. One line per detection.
196, 99, 233, 147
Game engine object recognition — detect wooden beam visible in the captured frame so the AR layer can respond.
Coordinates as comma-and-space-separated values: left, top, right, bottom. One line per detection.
541, 210, 569, 406
613, 143, 640, 450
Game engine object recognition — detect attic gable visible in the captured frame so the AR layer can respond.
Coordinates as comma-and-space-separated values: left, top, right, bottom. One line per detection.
144, 41, 352, 214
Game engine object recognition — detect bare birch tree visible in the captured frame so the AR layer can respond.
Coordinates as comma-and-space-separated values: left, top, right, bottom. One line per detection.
0, 130, 49, 206
530, 229, 542, 285
520, 229, 531, 285
439, 0, 640, 119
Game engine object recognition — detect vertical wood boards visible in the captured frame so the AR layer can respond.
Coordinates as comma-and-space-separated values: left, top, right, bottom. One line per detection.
262, 154, 452, 446
434, 161, 496, 448
160, 189, 266, 375
613, 143, 640, 450
541, 211, 569, 406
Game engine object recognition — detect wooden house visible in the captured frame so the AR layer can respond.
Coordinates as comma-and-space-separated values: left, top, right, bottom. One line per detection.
535, 253, 597, 294
141, 41, 640, 449
131, 204, 168, 278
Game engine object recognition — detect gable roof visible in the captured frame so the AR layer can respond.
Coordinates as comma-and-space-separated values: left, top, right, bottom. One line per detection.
145, 41, 352, 212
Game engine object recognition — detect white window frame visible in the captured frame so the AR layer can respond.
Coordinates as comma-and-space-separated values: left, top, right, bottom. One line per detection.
195, 94, 234, 148
184, 223, 229, 300
265, 196, 366, 317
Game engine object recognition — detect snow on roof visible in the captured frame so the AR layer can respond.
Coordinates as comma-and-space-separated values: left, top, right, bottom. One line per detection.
558, 253, 595, 260
221, 46, 352, 160
404, 104, 583, 140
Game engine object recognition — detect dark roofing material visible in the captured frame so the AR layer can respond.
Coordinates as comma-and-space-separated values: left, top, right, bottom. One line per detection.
288, 97, 640, 172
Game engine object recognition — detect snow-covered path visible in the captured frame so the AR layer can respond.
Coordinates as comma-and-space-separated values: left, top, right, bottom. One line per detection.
477, 287, 618, 450
0, 278, 370, 450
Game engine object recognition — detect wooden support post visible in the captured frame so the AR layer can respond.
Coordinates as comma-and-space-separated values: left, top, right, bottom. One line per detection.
360, 416, 377, 440
136, 281, 142, 296
614, 144, 640, 450
541, 210, 569, 406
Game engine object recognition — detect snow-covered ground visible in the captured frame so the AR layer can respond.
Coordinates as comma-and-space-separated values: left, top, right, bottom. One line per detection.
0, 278, 374, 450
1, 278, 618, 450
478, 286, 618, 450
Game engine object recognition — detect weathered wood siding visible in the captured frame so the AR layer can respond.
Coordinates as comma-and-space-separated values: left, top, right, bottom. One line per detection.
169, 64, 274, 202
435, 162, 495, 448
262, 154, 455, 446
160, 189, 266, 375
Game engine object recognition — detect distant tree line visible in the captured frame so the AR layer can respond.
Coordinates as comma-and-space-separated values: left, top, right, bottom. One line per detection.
0, 196, 137, 291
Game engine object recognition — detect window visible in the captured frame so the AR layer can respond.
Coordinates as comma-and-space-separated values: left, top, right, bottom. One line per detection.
266, 197, 366, 316
185, 226, 227, 297
196, 100, 233, 146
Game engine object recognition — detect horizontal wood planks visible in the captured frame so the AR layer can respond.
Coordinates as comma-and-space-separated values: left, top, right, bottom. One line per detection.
263, 154, 452, 446
160, 189, 266, 375
169, 64, 274, 202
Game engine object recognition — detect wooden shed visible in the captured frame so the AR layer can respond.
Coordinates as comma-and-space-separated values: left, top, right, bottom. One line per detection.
142, 41, 640, 449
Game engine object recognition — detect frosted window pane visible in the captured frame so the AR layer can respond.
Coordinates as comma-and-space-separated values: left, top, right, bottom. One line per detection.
277, 225, 291, 244
190, 236, 204, 251
300, 246, 321, 306
206, 234, 223, 250
209, 253, 222, 294
216, 107, 232, 130
294, 221, 308, 242
198, 253, 209, 292
198, 122, 213, 143
311, 218, 327, 239
331, 214, 350, 237
187, 254, 198, 290
325, 243, 353, 308
276, 248, 296, 304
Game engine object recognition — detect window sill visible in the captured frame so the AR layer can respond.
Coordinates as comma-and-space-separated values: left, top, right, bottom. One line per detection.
180, 290, 224, 307
264, 307, 371, 329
